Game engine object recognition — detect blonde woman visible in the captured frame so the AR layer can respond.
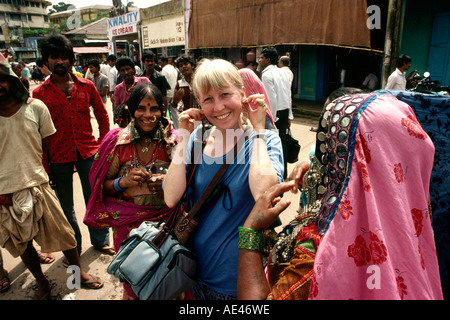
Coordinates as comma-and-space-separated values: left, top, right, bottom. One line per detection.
164, 58, 284, 299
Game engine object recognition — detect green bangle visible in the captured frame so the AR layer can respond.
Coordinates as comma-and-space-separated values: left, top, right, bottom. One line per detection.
238, 227, 265, 253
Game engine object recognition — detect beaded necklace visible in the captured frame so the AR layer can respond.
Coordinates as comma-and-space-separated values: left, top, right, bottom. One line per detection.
130, 140, 161, 172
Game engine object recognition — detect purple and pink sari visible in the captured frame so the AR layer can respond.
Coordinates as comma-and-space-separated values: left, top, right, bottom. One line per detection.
84, 126, 177, 251
308, 93, 442, 299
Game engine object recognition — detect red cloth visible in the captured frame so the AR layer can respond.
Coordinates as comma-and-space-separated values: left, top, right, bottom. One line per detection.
33, 74, 110, 163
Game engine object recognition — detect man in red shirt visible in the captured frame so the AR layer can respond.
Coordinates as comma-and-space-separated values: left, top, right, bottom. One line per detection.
33, 34, 114, 257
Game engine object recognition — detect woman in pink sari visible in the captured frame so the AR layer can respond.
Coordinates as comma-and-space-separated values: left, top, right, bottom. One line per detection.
84, 82, 178, 299
237, 92, 443, 300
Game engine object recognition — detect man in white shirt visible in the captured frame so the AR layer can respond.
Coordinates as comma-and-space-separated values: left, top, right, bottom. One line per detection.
362, 73, 379, 91
160, 55, 180, 127
160, 56, 178, 100
104, 55, 118, 105
385, 54, 411, 90
259, 47, 293, 179
278, 55, 294, 83
100, 61, 110, 78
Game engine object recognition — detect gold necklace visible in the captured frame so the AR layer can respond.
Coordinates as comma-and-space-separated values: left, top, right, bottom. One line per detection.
139, 138, 152, 153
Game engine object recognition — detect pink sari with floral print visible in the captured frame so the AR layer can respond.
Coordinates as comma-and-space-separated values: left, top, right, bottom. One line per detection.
309, 94, 443, 300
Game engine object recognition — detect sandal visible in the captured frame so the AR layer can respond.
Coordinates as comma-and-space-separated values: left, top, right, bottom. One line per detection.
95, 246, 116, 256
81, 274, 104, 290
37, 251, 55, 264
0, 268, 10, 293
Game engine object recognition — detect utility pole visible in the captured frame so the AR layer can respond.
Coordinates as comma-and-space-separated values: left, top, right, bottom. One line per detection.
381, 0, 404, 88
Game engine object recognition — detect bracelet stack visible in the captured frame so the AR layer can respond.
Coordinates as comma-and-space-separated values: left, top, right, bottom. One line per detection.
238, 227, 266, 253
113, 177, 127, 193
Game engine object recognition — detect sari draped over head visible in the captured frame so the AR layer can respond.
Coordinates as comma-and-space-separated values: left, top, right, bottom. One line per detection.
376, 89, 450, 299
238, 68, 275, 129
84, 121, 179, 251
306, 92, 442, 299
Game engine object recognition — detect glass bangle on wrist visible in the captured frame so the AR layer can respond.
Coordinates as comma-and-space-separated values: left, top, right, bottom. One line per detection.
237, 227, 265, 253
113, 177, 127, 193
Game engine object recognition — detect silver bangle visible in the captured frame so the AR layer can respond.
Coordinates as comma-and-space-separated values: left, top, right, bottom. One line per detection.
253, 133, 267, 142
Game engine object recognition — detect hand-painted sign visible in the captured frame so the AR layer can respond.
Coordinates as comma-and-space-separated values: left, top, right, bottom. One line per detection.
107, 11, 140, 40
141, 16, 185, 49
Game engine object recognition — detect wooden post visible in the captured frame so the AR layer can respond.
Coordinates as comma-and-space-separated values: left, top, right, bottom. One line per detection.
381, 0, 404, 88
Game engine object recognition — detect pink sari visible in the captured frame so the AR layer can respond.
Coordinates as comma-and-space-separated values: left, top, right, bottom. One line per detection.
238, 68, 275, 128
84, 125, 178, 251
308, 94, 442, 299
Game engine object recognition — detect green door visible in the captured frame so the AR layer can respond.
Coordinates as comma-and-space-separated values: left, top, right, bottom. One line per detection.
428, 12, 450, 87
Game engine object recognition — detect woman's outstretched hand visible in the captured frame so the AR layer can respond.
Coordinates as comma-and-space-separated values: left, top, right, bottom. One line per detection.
243, 180, 295, 231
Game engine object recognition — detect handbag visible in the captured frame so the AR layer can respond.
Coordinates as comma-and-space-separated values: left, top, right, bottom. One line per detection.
286, 128, 301, 163
107, 220, 197, 300
107, 127, 243, 299
106, 155, 202, 300
106, 135, 202, 300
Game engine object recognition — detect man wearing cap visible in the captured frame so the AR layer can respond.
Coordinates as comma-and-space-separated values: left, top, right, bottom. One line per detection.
0, 53, 103, 299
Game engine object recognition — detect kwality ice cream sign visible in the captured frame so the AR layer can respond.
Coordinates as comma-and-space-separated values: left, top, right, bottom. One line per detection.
107, 11, 140, 40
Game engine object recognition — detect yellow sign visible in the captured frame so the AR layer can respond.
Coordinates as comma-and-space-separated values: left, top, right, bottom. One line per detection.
141, 16, 185, 49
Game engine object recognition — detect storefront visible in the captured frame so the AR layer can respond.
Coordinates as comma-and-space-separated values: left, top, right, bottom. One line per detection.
140, 15, 186, 59
73, 46, 109, 69
187, 0, 378, 101
107, 9, 141, 62
12, 47, 38, 63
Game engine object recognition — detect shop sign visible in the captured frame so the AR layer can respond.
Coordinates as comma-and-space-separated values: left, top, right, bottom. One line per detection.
141, 16, 185, 49
107, 11, 140, 40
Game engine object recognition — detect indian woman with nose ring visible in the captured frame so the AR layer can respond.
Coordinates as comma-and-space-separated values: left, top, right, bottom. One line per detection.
84, 82, 179, 299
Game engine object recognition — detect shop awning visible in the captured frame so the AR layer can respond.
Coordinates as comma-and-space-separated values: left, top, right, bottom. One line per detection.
188, 0, 372, 49
73, 46, 109, 54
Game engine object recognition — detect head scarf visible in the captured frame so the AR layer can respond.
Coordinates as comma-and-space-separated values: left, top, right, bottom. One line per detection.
238, 68, 275, 129
0, 53, 29, 103
302, 92, 442, 299
377, 89, 450, 299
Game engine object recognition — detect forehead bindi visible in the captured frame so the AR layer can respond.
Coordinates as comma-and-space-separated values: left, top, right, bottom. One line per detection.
139, 97, 158, 107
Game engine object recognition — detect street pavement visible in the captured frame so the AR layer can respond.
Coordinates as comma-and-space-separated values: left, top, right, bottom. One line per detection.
0, 81, 320, 300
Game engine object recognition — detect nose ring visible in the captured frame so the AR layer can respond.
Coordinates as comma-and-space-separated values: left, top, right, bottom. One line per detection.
149, 115, 157, 123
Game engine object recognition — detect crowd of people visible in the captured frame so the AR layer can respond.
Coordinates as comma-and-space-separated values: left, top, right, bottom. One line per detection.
0, 33, 444, 301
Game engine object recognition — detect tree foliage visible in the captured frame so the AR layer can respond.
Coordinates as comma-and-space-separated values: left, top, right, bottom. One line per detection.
48, 2, 75, 14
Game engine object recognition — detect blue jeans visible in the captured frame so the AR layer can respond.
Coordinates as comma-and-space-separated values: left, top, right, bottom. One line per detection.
50, 153, 110, 254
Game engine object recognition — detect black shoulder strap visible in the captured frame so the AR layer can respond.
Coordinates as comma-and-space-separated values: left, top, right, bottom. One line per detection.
152, 126, 206, 247
152, 127, 249, 248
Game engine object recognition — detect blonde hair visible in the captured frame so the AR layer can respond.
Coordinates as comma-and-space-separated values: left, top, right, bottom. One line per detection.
192, 58, 244, 100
